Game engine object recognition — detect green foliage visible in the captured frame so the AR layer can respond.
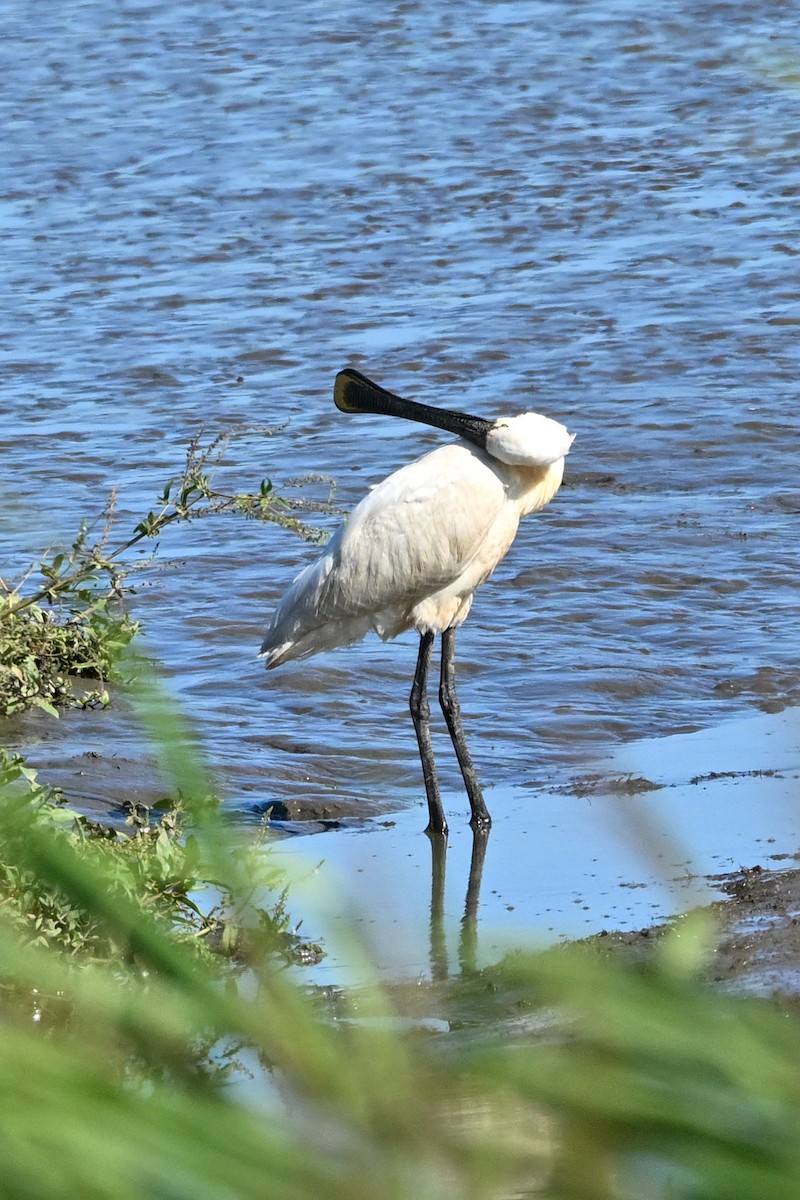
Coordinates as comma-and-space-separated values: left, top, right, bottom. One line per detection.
0, 601, 137, 717
0, 432, 338, 717
3, 697, 800, 1198
0, 748, 293, 975
471, 936, 800, 1199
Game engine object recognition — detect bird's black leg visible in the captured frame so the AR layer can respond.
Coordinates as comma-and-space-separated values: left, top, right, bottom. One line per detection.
439, 626, 491, 830
410, 631, 448, 836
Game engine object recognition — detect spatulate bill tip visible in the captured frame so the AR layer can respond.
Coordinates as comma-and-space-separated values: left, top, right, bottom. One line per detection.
334, 368, 398, 414
333, 369, 365, 413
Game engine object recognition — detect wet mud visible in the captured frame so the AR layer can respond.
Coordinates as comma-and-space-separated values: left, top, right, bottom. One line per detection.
599, 863, 800, 1007
13, 696, 800, 1002
709, 866, 800, 1001
10, 692, 800, 1006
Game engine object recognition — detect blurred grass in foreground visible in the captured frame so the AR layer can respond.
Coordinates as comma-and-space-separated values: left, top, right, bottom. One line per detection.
2, 682, 800, 1198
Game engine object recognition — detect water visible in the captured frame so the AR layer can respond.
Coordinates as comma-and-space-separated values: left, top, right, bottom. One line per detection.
268, 706, 800, 985
3, 0, 800, 832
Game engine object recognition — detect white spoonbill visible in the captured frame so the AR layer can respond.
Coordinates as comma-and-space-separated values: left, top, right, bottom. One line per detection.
260, 369, 574, 835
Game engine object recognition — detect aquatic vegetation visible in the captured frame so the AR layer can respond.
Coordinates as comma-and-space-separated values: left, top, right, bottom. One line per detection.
0, 747, 296, 974
0, 599, 137, 717
0, 430, 338, 717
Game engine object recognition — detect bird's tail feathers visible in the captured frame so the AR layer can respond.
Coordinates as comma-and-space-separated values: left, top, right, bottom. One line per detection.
260, 611, 381, 669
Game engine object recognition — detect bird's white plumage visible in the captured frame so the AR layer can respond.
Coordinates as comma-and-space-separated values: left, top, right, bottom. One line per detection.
261, 414, 572, 668
486, 412, 575, 467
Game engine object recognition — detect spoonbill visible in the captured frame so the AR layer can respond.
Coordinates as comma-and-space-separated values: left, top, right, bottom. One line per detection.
260, 369, 574, 835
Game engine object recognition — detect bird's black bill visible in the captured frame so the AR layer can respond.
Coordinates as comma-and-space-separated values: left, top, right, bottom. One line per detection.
334, 368, 493, 450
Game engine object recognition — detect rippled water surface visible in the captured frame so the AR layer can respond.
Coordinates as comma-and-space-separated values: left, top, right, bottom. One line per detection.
3, 0, 800, 822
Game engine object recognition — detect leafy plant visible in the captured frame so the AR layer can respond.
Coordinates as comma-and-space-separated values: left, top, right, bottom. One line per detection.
0, 600, 137, 717
0, 748, 295, 975
0, 430, 339, 717
4, 688, 800, 1197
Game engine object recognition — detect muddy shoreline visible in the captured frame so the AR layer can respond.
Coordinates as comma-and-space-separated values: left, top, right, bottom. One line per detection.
36, 750, 800, 1004
600, 862, 800, 1005
11, 697, 800, 995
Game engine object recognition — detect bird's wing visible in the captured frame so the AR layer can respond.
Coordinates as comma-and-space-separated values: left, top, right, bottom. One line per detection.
325, 443, 509, 611
261, 444, 509, 664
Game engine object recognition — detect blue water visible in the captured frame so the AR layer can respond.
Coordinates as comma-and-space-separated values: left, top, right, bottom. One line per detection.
3, 0, 800, 825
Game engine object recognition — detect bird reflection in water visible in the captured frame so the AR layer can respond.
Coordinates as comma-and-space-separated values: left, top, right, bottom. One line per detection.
428, 827, 491, 981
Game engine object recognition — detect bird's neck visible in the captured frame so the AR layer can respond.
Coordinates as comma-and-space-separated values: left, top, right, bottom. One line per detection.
503, 458, 566, 517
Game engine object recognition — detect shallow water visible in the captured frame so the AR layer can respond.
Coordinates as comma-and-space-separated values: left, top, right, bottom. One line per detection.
271, 707, 800, 985
3, 2, 800, 831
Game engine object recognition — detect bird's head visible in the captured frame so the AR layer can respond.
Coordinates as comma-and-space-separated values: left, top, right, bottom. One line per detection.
333, 369, 574, 467
485, 412, 575, 467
